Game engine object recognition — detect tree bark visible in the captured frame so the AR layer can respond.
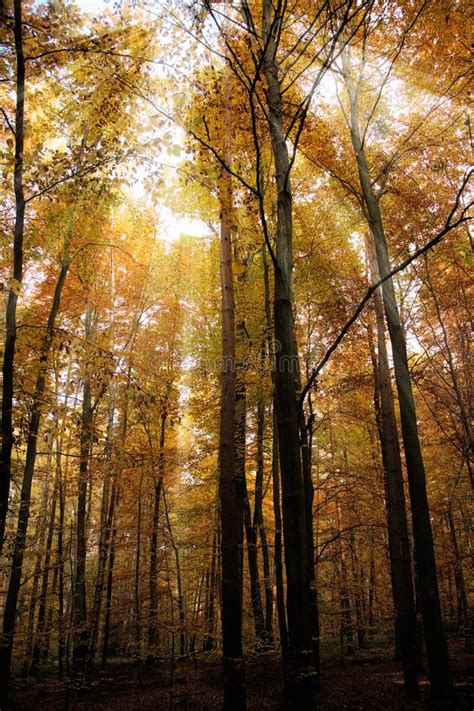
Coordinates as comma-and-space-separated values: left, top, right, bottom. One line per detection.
134, 472, 144, 658
263, 246, 288, 653
262, 3, 316, 704
57, 449, 66, 680
203, 527, 218, 651
254, 393, 274, 645
30, 467, 59, 676
366, 233, 419, 696
0, 0, 25, 554
21, 453, 52, 676
336, 500, 353, 662
344, 53, 452, 702
349, 531, 366, 650
239, 374, 266, 647
300, 412, 320, 676
85, 391, 116, 678
101, 373, 131, 671
447, 508, 470, 649
101, 497, 118, 671
163, 487, 186, 657
0, 259, 69, 704
148, 407, 166, 656
72, 302, 94, 674
218, 59, 246, 708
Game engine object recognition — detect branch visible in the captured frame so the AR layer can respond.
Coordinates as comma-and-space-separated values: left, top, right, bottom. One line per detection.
360, 0, 428, 148
1, 107, 15, 136
24, 154, 121, 203
299, 169, 473, 407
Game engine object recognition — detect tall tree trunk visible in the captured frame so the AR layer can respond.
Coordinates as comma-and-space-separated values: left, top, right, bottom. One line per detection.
349, 531, 366, 650
53, 357, 75, 680
344, 55, 452, 702
367, 536, 376, 637
101, 373, 131, 672
366, 233, 419, 695
300, 411, 320, 676
86, 248, 119, 675
163, 488, 186, 657
260, 524, 274, 644
336, 500, 353, 661
263, 246, 288, 653
101, 498, 118, 671
0, 0, 25, 554
447, 508, 470, 649
262, 3, 316, 704
203, 528, 218, 651
134, 472, 144, 658
254, 391, 274, 645
30, 467, 59, 675
148, 407, 166, 656
218, 60, 246, 709
72, 302, 94, 674
22, 452, 52, 676
240, 376, 266, 646
57, 449, 66, 680
41, 559, 58, 665
0, 259, 69, 704
271, 405, 288, 653
85, 392, 115, 678
191, 566, 205, 653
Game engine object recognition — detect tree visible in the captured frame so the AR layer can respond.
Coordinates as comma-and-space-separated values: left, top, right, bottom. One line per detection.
217, 62, 246, 708
0, 0, 25, 555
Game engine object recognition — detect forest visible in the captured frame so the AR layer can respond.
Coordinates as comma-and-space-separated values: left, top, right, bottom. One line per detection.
0, 0, 472, 709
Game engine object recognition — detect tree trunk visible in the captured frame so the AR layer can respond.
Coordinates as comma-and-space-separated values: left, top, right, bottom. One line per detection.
148, 409, 166, 657
134, 472, 144, 658
22, 452, 53, 676
101, 375, 130, 672
0, 259, 69, 704
344, 55, 452, 702
57, 449, 66, 680
72, 302, 94, 674
300, 412, 320, 676
163, 488, 186, 657
336, 501, 354, 661
203, 528, 218, 652
240, 377, 266, 647
366, 233, 419, 696
41, 559, 58, 665
0, 0, 25, 554
101, 501, 118, 671
254, 390, 274, 647
367, 537, 376, 637
218, 60, 246, 709
349, 532, 366, 650
85, 392, 116, 678
262, 3, 316, 704
272, 405, 288, 654
447, 508, 470, 649
30, 467, 59, 676
263, 246, 288, 653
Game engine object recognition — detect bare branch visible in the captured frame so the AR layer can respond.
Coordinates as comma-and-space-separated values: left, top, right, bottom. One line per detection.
299, 169, 473, 407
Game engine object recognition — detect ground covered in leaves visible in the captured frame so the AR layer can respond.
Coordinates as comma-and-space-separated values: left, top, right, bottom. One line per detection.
9, 644, 473, 710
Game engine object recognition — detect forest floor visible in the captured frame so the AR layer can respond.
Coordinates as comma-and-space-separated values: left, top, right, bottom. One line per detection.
9, 642, 473, 710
